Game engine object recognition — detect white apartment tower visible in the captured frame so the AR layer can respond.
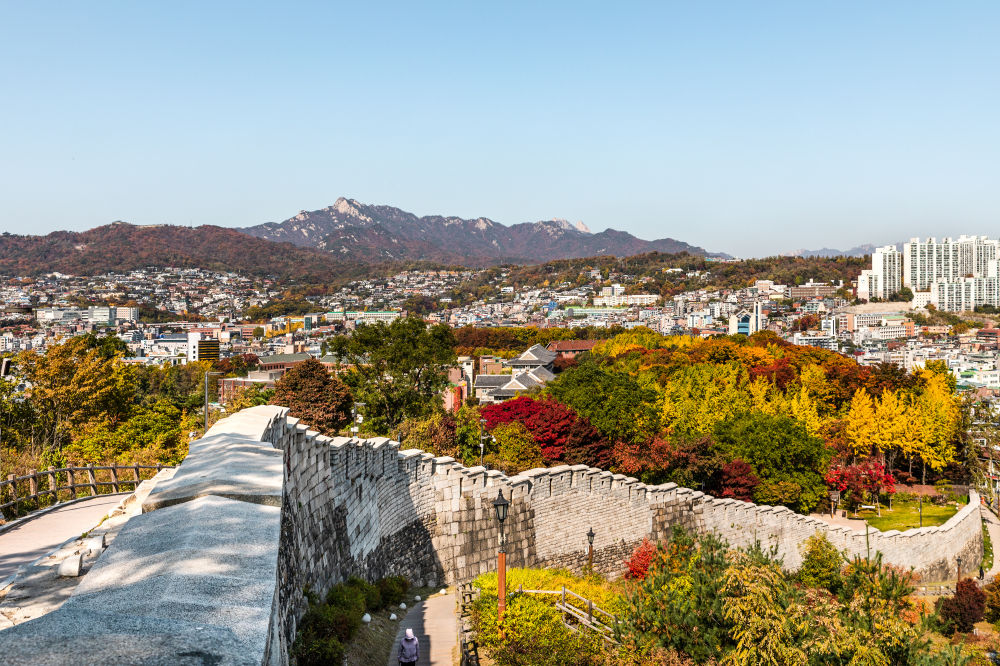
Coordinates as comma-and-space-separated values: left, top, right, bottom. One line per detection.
857, 245, 901, 300
902, 236, 1000, 291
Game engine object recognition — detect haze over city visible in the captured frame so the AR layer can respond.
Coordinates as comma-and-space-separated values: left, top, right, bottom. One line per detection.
2, 2, 999, 256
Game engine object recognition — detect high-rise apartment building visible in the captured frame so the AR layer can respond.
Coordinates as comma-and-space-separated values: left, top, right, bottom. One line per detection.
857, 245, 901, 300
902, 236, 1000, 291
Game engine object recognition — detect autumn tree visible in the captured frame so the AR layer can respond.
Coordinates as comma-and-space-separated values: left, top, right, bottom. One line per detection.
484, 422, 543, 475
481, 396, 598, 463
270, 359, 352, 436
16, 336, 141, 451
717, 459, 759, 502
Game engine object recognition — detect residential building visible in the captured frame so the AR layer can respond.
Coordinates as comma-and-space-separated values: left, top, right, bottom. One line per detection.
857, 246, 902, 300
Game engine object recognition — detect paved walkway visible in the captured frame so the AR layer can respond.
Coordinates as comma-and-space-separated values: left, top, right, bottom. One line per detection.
387, 591, 457, 666
0, 495, 124, 580
983, 505, 1000, 581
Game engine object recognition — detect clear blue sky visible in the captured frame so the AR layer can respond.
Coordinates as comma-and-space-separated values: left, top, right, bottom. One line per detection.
1, 2, 998, 257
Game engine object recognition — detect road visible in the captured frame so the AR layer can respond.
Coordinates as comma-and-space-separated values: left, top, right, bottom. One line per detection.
0, 495, 124, 580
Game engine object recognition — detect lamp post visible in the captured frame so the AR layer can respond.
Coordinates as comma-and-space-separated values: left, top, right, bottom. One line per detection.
350, 402, 365, 437
479, 418, 488, 467
493, 489, 510, 640
204, 371, 222, 434
586, 527, 595, 572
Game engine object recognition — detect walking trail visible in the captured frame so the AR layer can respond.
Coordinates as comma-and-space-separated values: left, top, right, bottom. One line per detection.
982, 505, 1000, 581
387, 591, 457, 666
0, 495, 124, 580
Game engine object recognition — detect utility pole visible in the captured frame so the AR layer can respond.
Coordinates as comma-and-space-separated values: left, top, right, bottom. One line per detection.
204, 371, 221, 435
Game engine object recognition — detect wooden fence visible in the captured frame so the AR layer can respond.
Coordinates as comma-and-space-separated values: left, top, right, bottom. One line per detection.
517, 585, 619, 644
0, 464, 171, 521
458, 582, 481, 666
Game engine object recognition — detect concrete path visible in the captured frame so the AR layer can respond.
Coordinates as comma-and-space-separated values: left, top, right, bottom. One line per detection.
0, 495, 124, 580
983, 505, 1000, 581
387, 591, 457, 666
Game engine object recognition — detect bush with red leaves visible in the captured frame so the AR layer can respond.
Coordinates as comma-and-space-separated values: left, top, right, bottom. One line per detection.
624, 538, 657, 580
936, 578, 985, 634
718, 459, 759, 502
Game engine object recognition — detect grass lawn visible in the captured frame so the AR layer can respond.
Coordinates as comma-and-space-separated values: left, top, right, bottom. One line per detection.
858, 499, 964, 532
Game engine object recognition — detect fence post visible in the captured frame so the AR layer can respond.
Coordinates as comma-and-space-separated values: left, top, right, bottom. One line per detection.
67, 468, 75, 499
588, 599, 593, 625
110, 466, 120, 493
87, 465, 97, 496
47, 467, 57, 503
28, 470, 37, 501
7, 474, 18, 515
132, 463, 140, 486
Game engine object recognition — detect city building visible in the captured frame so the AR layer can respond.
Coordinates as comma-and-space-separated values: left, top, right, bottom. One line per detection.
857, 246, 902, 300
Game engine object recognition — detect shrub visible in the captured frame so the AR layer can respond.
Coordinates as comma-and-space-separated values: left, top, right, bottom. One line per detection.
345, 576, 381, 610
291, 633, 344, 666
624, 538, 657, 580
293, 575, 406, 663
937, 578, 986, 634
618, 527, 732, 663
471, 592, 606, 665
798, 532, 843, 593
473, 567, 623, 616
377, 575, 409, 607
983, 579, 1000, 623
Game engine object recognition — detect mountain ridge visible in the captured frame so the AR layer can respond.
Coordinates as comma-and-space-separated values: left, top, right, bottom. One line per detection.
240, 197, 726, 264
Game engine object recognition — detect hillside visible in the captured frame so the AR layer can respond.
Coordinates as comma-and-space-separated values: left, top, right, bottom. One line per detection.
241, 197, 725, 264
0, 223, 392, 281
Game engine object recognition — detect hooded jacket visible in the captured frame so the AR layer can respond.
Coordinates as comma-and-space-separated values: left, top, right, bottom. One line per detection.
399, 635, 419, 662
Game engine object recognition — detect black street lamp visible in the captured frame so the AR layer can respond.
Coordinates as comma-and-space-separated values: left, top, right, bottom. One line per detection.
957, 556, 963, 583
351, 402, 365, 436
493, 489, 510, 640
586, 527, 595, 571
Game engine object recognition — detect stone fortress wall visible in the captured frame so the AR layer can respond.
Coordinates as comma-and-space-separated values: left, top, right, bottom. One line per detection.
262, 406, 983, 661
0, 404, 982, 665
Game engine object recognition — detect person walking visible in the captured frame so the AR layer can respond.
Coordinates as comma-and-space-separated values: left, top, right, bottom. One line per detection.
398, 627, 419, 666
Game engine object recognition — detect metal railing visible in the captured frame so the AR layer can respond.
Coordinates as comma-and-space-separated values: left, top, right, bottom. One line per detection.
0, 464, 172, 521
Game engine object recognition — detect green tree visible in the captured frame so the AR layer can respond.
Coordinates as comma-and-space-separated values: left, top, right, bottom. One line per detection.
797, 533, 843, 594
618, 527, 732, 663
714, 413, 831, 513
547, 359, 660, 444
270, 359, 352, 436
328, 317, 456, 434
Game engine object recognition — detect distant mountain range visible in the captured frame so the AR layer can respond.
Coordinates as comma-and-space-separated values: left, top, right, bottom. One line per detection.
241, 197, 726, 264
0, 198, 727, 279
783, 242, 902, 258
